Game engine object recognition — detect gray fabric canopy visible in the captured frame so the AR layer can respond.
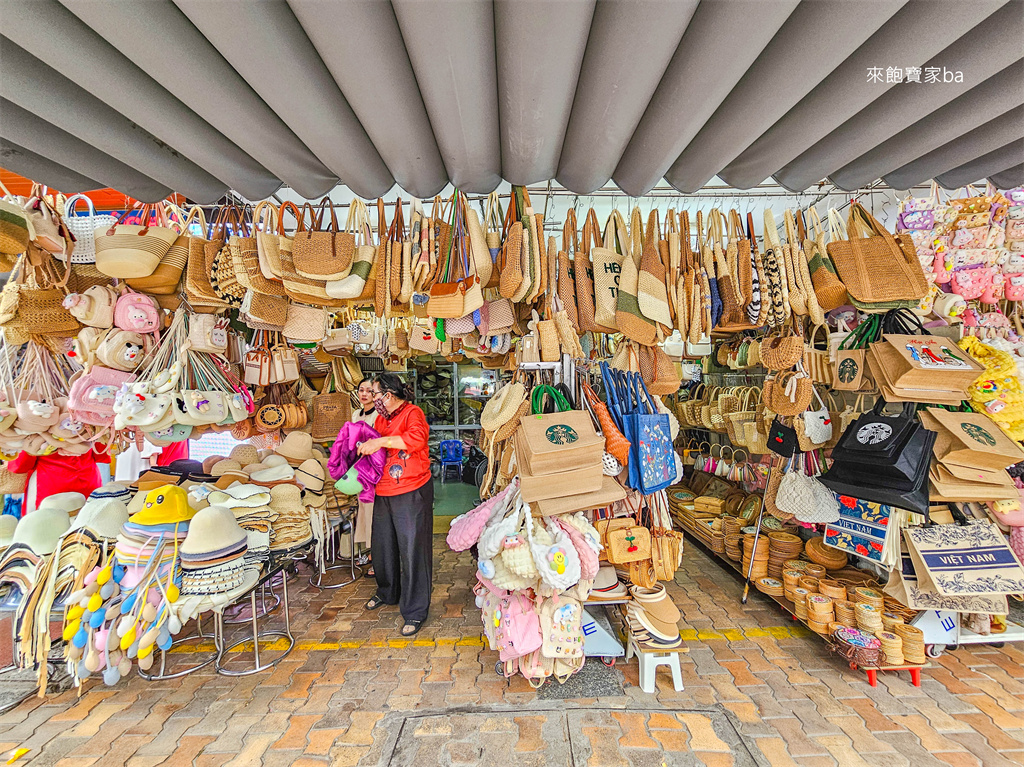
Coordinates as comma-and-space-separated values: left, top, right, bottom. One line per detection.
1, 0, 1021, 203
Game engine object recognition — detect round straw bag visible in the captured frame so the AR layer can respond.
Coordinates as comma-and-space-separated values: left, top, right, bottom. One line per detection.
764, 372, 812, 417
760, 333, 804, 371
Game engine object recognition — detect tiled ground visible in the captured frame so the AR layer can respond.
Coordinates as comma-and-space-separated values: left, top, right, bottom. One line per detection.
0, 536, 1021, 766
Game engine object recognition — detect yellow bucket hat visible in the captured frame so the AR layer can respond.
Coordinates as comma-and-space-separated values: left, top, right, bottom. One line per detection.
128, 485, 197, 526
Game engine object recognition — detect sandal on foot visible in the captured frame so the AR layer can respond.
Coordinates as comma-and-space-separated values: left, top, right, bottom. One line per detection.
400, 620, 424, 636
365, 567, 375, 578
365, 596, 387, 611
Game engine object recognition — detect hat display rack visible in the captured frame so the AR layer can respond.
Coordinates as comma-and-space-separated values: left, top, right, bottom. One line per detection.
1, 177, 1024, 693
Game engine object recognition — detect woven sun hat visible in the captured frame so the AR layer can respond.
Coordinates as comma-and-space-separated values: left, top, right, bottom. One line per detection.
0, 515, 17, 548
295, 459, 325, 493
202, 455, 227, 474
258, 449, 273, 461
69, 498, 129, 540
250, 464, 295, 484
275, 432, 315, 466
211, 459, 243, 477
214, 471, 247, 489
629, 585, 681, 625
13, 506, 71, 555
262, 453, 289, 469
180, 505, 248, 557
241, 462, 268, 476
480, 381, 526, 432
90, 482, 131, 503
128, 485, 196, 526
37, 492, 87, 516
228, 444, 260, 467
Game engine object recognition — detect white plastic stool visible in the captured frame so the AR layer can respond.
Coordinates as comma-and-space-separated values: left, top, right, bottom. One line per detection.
625, 635, 685, 694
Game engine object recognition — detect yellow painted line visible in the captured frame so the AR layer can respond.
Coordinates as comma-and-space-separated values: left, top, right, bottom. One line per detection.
167, 625, 809, 654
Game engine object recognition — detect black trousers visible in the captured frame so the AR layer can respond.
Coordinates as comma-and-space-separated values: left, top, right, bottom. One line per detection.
371, 481, 434, 622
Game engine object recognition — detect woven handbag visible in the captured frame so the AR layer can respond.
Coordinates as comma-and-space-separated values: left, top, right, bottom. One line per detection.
0, 255, 80, 342
764, 371, 813, 417
94, 203, 178, 279
760, 333, 804, 371
826, 203, 928, 307
606, 524, 652, 565
311, 371, 353, 443
291, 197, 354, 281
580, 379, 630, 467
557, 209, 581, 333
803, 323, 833, 384
62, 194, 115, 264
283, 303, 328, 342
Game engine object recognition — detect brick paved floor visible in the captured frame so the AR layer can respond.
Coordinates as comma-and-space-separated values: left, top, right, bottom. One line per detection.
0, 536, 1021, 766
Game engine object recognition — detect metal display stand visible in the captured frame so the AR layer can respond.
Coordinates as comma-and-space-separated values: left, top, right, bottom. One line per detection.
214, 553, 300, 677
310, 511, 363, 589
138, 615, 219, 681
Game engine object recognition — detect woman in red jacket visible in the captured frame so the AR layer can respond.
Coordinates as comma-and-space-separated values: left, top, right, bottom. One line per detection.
357, 373, 432, 636
7, 449, 109, 514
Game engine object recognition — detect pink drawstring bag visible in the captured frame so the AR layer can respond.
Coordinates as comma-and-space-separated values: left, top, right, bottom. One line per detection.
556, 518, 600, 580
447, 484, 513, 551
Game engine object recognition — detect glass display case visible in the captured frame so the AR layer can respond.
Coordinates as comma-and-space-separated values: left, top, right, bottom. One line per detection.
412, 361, 498, 454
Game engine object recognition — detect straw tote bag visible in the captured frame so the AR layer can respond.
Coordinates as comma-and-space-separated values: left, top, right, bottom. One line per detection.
94, 202, 179, 279
253, 201, 283, 281
615, 209, 657, 345
291, 196, 353, 281
575, 208, 616, 334
826, 203, 928, 308
557, 209, 581, 333
127, 206, 205, 295
311, 367, 353, 443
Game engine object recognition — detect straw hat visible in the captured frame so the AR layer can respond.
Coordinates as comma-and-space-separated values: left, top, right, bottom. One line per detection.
13, 507, 71, 555
69, 498, 129, 540
0, 515, 17, 548
228, 444, 260, 467
275, 432, 315, 466
480, 382, 526, 432
180, 505, 248, 557
295, 459, 325, 493
202, 455, 227, 474
90, 483, 131, 503
262, 454, 289, 469
588, 566, 628, 600
211, 460, 242, 477
129, 485, 196, 526
37, 492, 86, 515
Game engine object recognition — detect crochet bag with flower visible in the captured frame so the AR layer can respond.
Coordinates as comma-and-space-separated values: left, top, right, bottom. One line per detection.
529, 516, 582, 591
555, 515, 601, 580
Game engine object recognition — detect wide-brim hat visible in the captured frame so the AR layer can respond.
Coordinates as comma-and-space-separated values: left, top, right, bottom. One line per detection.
69, 498, 129, 539
627, 604, 679, 642
242, 463, 268, 476
269, 483, 303, 508
629, 584, 681, 625
181, 505, 248, 557
37, 492, 86, 515
480, 382, 526, 432
214, 471, 248, 489
275, 432, 315, 466
0, 515, 18, 547
228, 444, 260, 467
12, 507, 71, 555
295, 459, 325, 493
129, 485, 196, 526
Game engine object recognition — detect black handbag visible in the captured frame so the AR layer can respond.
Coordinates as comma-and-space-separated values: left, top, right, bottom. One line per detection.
818, 453, 932, 514
827, 400, 932, 488
766, 417, 798, 458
